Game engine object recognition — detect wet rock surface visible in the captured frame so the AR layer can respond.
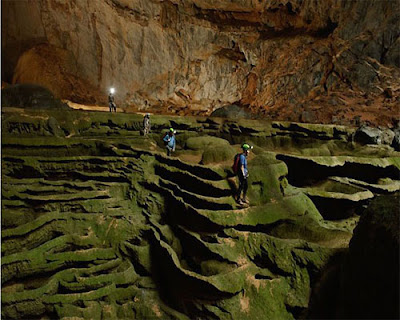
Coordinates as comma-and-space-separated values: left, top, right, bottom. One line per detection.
1, 107, 399, 319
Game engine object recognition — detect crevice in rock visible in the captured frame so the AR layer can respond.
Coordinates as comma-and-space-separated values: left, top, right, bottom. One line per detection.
216, 48, 247, 62
108, 0, 149, 26
255, 273, 274, 280
260, 22, 337, 40
277, 154, 400, 186
285, 304, 306, 320
144, 181, 224, 233
155, 155, 224, 181
251, 254, 292, 278
174, 226, 237, 269
159, 179, 233, 210
154, 164, 230, 198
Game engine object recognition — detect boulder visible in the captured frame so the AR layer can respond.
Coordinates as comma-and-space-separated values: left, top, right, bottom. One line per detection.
246, 153, 289, 205
185, 136, 230, 151
185, 135, 236, 164
380, 128, 395, 145
201, 143, 236, 164
354, 126, 382, 145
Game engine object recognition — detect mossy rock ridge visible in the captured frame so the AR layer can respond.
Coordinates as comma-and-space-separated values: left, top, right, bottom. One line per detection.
3, 111, 388, 319
277, 154, 400, 186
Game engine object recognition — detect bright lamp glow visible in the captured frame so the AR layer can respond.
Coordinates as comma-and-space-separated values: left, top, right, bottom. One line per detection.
110, 88, 115, 94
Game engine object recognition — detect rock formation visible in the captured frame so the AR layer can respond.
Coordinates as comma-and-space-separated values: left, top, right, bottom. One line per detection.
2, 102, 399, 319
2, 0, 399, 125
307, 195, 400, 319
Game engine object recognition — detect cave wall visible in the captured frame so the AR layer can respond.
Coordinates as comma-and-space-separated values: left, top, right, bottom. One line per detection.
2, 0, 400, 115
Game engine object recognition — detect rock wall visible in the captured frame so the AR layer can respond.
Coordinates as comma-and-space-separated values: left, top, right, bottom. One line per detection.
2, 0, 400, 121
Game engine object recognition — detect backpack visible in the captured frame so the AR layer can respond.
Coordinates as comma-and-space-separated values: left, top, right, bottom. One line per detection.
232, 153, 241, 174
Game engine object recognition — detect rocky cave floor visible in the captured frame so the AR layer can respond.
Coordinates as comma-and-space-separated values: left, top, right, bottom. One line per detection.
1, 106, 399, 319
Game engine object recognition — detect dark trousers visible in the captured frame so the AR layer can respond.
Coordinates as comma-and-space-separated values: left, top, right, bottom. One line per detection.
237, 174, 248, 200
166, 146, 173, 156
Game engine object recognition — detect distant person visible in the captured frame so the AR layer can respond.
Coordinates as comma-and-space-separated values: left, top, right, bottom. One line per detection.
163, 128, 176, 156
143, 113, 151, 135
234, 143, 253, 206
108, 90, 116, 112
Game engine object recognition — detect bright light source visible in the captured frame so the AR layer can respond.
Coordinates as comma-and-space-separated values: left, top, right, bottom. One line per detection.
110, 88, 115, 94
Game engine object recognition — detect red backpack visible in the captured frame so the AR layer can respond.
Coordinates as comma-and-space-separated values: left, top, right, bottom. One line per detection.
232, 153, 241, 174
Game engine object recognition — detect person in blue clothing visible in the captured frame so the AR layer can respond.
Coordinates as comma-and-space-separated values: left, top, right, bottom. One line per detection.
236, 143, 253, 205
163, 128, 176, 156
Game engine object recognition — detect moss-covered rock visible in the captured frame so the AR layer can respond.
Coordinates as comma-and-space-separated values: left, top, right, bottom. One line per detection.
201, 143, 236, 164
2, 107, 396, 320
308, 195, 400, 319
185, 135, 230, 150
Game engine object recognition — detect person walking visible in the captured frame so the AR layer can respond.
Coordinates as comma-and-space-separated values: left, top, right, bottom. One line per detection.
163, 128, 176, 156
143, 113, 151, 135
235, 143, 253, 206
108, 89, 116, 112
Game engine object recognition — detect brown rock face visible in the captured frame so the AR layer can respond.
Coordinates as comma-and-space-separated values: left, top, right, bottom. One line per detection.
2, 0, 400, 124
12, 44, 103, 104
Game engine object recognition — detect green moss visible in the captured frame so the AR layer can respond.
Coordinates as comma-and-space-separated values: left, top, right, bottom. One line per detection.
185, 135, 231, 150
200, 260, 237, 276
300, 145, 332, 156
4, 108, 394, 320
246, 153, 289, 205
201, 143, 236, 164
197, 192, 320, 228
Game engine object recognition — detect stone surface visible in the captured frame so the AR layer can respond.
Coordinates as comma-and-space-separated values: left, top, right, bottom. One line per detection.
330, 176, 400, 194
0, 141, 345, 319
380, 128, 395, 146
337, 195, 400, 319
1, 84, 70, 110
2, 0, 400, 125
354, 125, 382, 145
210, 104, 253, 119
1, 107, 399, 319
308, 195, 400, 319
301, 179, 374, 220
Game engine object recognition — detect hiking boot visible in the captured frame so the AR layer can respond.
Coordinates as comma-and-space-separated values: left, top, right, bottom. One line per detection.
237, 199, 245, 206
242, 198, 249, 204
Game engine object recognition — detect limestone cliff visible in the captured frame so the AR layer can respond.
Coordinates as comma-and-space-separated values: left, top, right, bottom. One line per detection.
2, 0, 400, 124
